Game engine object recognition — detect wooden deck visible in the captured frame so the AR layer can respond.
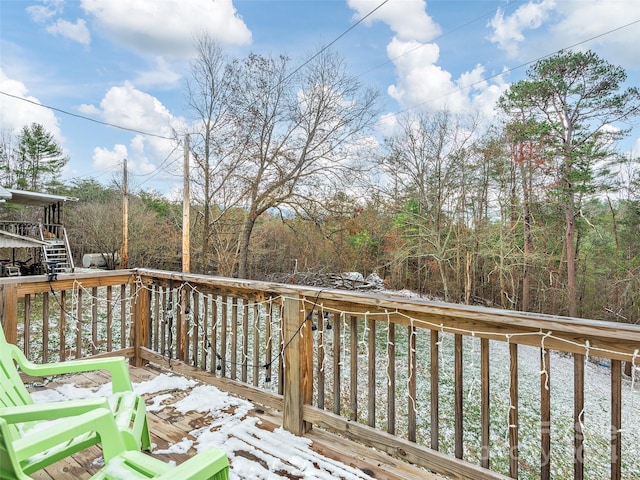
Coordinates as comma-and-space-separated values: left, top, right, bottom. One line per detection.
28, 364, 439, 480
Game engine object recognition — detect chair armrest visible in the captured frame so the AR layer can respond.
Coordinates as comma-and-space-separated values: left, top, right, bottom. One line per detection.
9, 344, 133, 393
157, 447, 229, 480
0, 398, 111, 424
10, 407, 127, 463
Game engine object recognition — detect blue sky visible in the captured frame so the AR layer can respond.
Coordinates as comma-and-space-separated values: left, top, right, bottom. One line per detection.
2, 0, 640, 196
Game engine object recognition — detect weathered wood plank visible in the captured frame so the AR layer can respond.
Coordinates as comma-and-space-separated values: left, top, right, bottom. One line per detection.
574, 353, 584, 480
430, 329, 439, 451
387, 321, 396, 435
333, 312, 341, 416
367, 316, 376, 428
455, 333, 463, 459
303, 404, 511, 480
408, 324, 416, 443
611, 359, 622, 480
481, 337, 490, 469
540, 348, 550, 480
509, 343, 518, 479
350, 315, 358, 422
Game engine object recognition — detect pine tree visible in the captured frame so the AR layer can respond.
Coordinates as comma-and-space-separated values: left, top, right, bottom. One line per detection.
15, 123, 68, 191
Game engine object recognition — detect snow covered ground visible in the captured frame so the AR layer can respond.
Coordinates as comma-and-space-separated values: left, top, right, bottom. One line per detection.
31, 373, 375, 480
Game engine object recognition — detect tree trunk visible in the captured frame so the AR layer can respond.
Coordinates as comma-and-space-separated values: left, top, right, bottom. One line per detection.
237, 214, 257, 279
565, 200, 578, 317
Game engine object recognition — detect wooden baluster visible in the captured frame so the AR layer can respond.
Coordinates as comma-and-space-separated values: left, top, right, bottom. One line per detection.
106, 286, 113, 352
252, 302, 260, 387
201, 295, 209, 369
430, 329, 439, 451
574, 353, 584, 480
317, 311, 325, 409
408, 325, 417, 442
481, 338, 490, 469
231, 297, 238, 380
220, 295, 228, 377
91, 287, 98, 355
120, 284, 126, 349
455, 333, 463, 459
277, 303, 284, 395
333, 313, 342, 416
211, 296, 218, 374
76, 288, 83, 358
42, 292, 49, 363
541, 348, 551, 480
368, 316, 376, 428
264, 300, 272, 381
509, 343, 519, 479
59, 290, 66, 360
24, 294, 31, 358
242, 301, 249, 382
193, 292, 200, 366
611, 359, 622, 480
387, 321, 396, 435
153, 285, 160, 352
350, 316, 358, 421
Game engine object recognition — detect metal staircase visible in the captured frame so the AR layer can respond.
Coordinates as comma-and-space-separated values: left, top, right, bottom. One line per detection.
41, 227, 75, 273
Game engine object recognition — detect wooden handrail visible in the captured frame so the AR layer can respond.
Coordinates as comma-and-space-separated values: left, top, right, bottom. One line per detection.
2, 268, 640, 480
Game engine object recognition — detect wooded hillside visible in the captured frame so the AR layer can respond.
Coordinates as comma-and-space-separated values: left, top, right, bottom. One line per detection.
2, 49, 640, 323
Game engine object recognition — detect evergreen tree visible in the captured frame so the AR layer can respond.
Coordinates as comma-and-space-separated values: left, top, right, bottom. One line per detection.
499, 50, 640, 317
15, 123, 68, 191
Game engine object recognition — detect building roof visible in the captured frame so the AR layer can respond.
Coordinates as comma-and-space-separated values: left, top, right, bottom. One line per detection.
4, 189, 78, 207
0, 230, 48, 248
0, 186, 12, 202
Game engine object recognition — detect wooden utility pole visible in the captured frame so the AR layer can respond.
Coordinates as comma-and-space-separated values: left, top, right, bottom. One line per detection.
182, 134, 190, 273
122, 159, 129, 269
179, 135, 191, 362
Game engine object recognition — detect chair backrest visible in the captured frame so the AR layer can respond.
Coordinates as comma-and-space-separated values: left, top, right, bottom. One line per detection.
0, 326, 34, 409
0, 417, 29, 480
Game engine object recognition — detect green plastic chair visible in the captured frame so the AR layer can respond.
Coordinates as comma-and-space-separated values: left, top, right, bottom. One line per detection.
0, 326, 151, 474
0, 406, 230, 480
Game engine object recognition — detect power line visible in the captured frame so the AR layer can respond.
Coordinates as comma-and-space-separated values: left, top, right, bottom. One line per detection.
357, 0, 523, 79
386, 17, 640, 119
0, 90, 176, 141
278, 0, 390, 86
2, 5, 638, 175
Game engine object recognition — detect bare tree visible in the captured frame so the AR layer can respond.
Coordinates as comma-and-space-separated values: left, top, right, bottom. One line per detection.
186, 35, 245, 274
225, 49, 379, 278
381, 111, 479, 300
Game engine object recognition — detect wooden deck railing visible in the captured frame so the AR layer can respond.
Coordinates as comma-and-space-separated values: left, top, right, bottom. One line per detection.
2, 268, 640, 480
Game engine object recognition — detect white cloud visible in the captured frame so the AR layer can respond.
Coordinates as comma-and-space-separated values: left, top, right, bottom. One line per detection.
88, 82, 186, 179
46, 18, 91, 45
92, 136, 157, 176
26, 0, 64, 23
348, 1, 504, 121
133, 57, 183, 89
487, 0, 640, 67
80, 0, 252, 56
551, 1, 640, 68
488, 0, 556, 57
97, 82, 177, 132
0, 69, 63, 140
93, 143, 128, 171
78, 103, 101, 115
348, 0, 440, 42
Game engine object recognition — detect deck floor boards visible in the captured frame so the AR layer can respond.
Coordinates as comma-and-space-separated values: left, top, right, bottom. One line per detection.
27, 365, 438, 480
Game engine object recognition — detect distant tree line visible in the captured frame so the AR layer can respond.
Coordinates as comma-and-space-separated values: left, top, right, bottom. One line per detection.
1, 47, 640, 324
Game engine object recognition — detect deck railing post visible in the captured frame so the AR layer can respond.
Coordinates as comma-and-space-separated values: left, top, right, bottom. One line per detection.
133, 280, 150, 367
0, 284, 18, 345
282, 294, 313, 436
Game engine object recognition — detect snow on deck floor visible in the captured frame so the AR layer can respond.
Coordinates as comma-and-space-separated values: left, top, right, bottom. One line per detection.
31, 371, 374, 480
